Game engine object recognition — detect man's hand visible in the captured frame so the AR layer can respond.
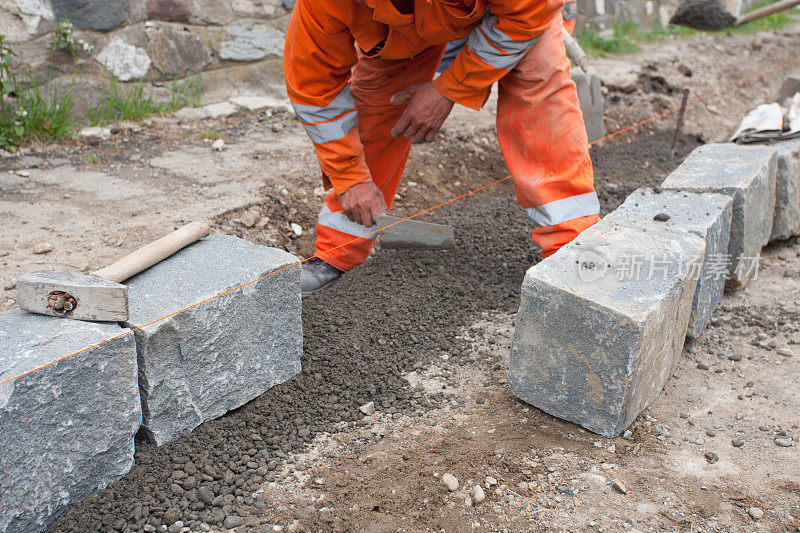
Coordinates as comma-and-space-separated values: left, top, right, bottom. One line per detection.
338, 181, 386, 227
390, 82, 454, 142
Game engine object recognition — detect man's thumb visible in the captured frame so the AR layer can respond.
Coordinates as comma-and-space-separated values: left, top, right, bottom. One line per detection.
390, 87, 413, 105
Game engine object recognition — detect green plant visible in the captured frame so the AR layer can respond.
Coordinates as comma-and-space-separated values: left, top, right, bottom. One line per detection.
577, 22, 642, 56
169, 71, 203, 110
0, 75, 76, 152
52, 19, 94, 63
89, 71, 203, 125
198, 128, 220, 140
85, 153, 99, 164
0, 35, 12, 108
88, 75, 163, 124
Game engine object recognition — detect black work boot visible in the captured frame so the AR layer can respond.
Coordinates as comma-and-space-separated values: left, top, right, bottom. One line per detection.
300, 257, 344, 297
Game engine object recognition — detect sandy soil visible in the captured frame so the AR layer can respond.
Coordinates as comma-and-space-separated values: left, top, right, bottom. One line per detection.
0, 24, 798, 533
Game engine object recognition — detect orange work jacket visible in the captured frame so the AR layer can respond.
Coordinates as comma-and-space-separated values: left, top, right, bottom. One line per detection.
284, 0, 562, 195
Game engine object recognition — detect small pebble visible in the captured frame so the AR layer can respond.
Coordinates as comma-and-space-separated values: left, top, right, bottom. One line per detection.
211, 139, 225, 151
774, 438, 793, 447
777, 347, 795, 357
442, 473, 459, 491
485, 476, 498, 486
653, 212, 670, 222
3, 281, 15, 291
359, 401, 375, 416
290, 223, 303, 236
732, 439, 744, 448
223, 515, 242, 528
473, 484, 486, 504
240, 212, 260, 227
704, 452, 719, 464
612, 479, 627, 494
706, 430, 716, 437
697, 362, 710, 370
33, 242, 54, 254
517, 481, 528, 492
748, 507, 764, 520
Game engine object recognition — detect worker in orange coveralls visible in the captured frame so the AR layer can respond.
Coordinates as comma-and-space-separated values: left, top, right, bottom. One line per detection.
286, 0, 600, 296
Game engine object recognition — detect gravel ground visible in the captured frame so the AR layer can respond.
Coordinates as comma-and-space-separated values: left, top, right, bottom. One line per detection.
52, 132, 700, 532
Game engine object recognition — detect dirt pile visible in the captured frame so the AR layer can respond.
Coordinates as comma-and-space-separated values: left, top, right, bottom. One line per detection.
52, 132, 699, 532
670, 0, 737, 31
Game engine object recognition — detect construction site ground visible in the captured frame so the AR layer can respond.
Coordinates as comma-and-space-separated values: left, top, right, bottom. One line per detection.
1, 25, 798, 533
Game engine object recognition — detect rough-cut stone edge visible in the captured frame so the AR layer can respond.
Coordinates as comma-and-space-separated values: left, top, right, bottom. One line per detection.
0, 310, 140, 533
602, 188, 733, 338
661, 143, 777, 290
123, 236, 302, 446
509, 221, 705, 438
769, 139, 800, 242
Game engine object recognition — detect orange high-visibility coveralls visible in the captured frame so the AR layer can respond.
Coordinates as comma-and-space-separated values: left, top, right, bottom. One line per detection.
284, 0, 600, 272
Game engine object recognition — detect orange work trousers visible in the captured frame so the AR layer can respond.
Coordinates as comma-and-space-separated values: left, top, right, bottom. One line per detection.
314, 17, 599, 272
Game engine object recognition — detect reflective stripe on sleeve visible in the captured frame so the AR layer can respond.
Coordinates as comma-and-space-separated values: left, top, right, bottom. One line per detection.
467, 13, 541, 70
292, 86, 358, 144
318, 205, 378, 239
525, 192, 600, 227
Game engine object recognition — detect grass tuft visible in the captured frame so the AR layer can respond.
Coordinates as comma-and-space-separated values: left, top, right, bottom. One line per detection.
198, 128, 220, 140
88, 71, 203, 126
0, 76, 76, 152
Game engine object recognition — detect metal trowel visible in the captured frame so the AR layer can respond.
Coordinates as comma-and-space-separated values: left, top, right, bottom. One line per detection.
375, 214, 455, 250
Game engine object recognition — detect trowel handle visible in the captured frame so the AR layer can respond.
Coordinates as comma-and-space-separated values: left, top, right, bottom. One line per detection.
93, 221, 211, 283
563, 29, 590, 72
735, 0, 800, 26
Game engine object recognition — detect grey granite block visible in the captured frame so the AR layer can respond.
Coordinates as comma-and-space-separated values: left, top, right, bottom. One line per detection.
661, 143, 777, 289
603, 188, 733, 337
0, 310, 139, 533
124, 235, 302, 446
770, 139, 800, 241
509, 220, 705, 437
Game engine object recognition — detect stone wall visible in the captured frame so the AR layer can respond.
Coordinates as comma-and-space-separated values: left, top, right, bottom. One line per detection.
0, 0, 693, 106
1, 0, 293, 107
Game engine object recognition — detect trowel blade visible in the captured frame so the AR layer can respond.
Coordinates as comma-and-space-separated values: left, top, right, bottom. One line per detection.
375, 214, 455, 251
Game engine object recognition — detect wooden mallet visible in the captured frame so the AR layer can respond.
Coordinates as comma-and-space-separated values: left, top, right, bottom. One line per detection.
17, 221, 211, 322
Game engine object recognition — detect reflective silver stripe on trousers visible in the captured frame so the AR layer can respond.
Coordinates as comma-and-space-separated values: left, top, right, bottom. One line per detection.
300, 112, 358, 145
292, 86, 358, 144
318, 205, 378, 239
525, 192, 600, 227
467, 13, 541, 70
292, 86, 355, 123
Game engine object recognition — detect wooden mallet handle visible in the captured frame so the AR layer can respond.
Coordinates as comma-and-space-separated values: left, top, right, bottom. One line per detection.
93, 221, 211, 283
735, 0, 800, 26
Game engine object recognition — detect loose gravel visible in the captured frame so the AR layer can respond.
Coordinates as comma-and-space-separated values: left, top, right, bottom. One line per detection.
52, 132, 700, 532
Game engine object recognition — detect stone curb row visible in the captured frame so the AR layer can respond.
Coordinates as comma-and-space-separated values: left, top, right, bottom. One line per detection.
509, 138, 800, 438
0, 236, 304, 533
